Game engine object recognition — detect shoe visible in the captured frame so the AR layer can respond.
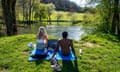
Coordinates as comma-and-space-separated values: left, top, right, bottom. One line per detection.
50, 58, 61, 71
50, 58, 57, 68
54, 64, 61, 71
51, 58, 57, 65
50, 60, 55, 68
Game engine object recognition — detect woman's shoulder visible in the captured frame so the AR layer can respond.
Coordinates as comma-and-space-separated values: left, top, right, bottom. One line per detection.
44, 33, 48, 37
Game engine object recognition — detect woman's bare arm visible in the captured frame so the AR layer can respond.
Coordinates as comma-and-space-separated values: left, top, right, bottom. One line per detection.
51, 41, 59, 59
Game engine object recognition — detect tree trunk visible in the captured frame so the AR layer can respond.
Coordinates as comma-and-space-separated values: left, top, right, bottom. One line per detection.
1, 0, 17, 36
111, 0, 119, 35
28, 0, 32, 25
39, 15, 42, 25
48, 14, 51, 25
11, 0, 17, 35
118, 12, 120, 35
22, 0, 25, 25
31, 0, 34, 21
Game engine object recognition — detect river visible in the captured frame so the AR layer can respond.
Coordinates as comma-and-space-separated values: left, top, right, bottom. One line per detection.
46, 25, 84, 41
19, 25, 85, 41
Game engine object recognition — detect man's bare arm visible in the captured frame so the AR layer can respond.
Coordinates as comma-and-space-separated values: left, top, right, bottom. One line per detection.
71, 40, 76, 56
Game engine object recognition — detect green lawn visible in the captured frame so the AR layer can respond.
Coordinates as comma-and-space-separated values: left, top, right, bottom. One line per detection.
51, 11, 84, 20
0, 33, 120, 72
17, 11, 85, 21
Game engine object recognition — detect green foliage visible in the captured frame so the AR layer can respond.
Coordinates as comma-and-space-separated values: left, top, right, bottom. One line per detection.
46, 3, 55, 14
82, 11, 101, 33
34, 4, 48, 20
0, 34, 120, 72
51, 11, 84, 20
88, 0, 120, 34
95, 0, 112, 33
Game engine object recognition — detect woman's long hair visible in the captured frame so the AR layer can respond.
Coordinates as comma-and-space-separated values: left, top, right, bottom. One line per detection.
37, 26, 47, 38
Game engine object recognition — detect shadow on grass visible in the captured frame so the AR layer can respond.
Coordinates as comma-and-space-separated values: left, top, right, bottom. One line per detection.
35, 60, 44, 65
62, 59, 79, 72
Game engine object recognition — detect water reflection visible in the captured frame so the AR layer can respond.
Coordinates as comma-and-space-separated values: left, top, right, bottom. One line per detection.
46, 26, 84, 41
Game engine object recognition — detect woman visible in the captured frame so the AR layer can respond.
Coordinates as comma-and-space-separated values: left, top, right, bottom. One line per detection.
36, 26, 48, 52
31, 26, 48, 59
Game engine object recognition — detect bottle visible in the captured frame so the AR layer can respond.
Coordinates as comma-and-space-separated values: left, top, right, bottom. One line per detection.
28, 42, 33, 48
79, 48, 82, 59
33, 44, 36, 48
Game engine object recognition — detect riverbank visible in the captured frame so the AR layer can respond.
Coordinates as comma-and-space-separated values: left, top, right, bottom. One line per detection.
0, 33, 120, 72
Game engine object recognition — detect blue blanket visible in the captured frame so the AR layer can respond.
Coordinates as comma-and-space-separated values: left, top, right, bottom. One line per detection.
28, 39, 76, 61
28, 48, 76, 61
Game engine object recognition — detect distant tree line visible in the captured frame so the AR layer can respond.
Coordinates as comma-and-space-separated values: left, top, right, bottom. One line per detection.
40, 0, 81, 12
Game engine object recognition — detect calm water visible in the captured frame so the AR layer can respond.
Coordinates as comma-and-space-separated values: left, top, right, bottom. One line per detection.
46, 25, 84, 41
19, 25, 85, 41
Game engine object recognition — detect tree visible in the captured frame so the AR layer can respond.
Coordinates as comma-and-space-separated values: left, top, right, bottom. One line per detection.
34, 3, 48, 25
88, 0, 120, 35
28, 0, 35, 24
1, 0, 17, 36
46, 3, 55, 25
56, 12, 63, 25
70, 13, 76, 25
111, 0, 120, 34
17, 0, 35, 24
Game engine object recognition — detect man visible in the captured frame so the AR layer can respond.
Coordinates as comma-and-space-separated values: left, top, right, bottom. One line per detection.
51, 31, 76, 59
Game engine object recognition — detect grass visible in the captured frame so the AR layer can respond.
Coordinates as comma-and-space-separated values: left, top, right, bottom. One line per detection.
0, 33, 120, 72
16, 11, 85, 27
17, 11, 85, 21
50, 11, 84, 21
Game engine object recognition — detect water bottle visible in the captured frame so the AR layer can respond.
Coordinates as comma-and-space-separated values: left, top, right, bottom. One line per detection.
33, 44, 36, 48
79, 48, 82, 59
28, 42, 33, 48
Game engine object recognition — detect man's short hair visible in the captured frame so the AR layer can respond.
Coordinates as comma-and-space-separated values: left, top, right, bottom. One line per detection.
62, 31, 68, 38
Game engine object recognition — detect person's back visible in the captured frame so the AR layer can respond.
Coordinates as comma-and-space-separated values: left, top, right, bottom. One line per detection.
58, 39, 72, 56
36, 39, 45, 50
36, 26, 48, 53
51, 31, 76, 58
50, 31, 76, 71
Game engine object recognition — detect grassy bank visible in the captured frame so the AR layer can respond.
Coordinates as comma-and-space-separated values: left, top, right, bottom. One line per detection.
0, 33, 120, 72
18, 11, 84, 21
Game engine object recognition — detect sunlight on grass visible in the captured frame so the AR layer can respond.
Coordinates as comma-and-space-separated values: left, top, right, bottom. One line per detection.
0, 34, 120, 72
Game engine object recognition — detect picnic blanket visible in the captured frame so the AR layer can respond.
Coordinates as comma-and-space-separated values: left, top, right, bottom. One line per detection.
28, 39, 76, 61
